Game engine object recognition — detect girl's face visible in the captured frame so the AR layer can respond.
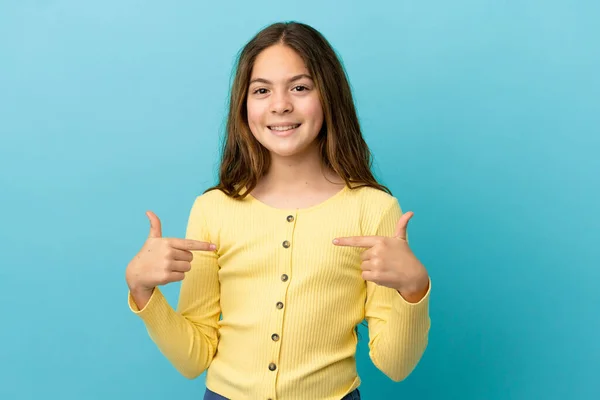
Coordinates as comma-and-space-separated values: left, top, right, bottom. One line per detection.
246, 44, 324, 159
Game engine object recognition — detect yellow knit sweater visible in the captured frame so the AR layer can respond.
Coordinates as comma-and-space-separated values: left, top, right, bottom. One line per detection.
129, 184, 431, 400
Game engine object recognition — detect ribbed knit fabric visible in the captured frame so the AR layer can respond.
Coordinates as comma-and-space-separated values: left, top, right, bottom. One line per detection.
128, 184, 431, 400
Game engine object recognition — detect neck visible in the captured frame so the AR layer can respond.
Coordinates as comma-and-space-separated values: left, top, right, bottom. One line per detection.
259, 145, 341, 193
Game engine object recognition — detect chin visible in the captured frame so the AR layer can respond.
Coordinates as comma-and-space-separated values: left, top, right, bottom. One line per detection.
263, 141, 311, 158
267, 147, 303, 158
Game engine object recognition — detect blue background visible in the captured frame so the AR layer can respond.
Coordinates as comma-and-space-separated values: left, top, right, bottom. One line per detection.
1, 1, 598, 399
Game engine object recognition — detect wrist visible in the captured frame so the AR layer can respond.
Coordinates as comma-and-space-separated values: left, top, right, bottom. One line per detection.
396, 272, 429, 302
126, 275, 154, 295
126, 265, 153, 294
128, 283, 154, 295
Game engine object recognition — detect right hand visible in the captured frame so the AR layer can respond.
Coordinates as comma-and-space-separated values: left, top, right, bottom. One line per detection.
125, 210, 216, 294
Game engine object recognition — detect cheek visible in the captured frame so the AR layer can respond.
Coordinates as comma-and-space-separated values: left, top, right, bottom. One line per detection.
301, 97, 324, 127
246, 100, 264, 129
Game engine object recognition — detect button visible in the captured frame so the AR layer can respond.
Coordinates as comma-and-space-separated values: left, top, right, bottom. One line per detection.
276, 301, 284, 309
271, 333, 280, 341
281, 274, 289, 282
282, 240, 290, 248
268, 362, 277, 371
286, 215, 294, 222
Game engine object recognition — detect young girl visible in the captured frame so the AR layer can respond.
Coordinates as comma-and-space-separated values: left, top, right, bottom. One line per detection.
126, 21, 431, 400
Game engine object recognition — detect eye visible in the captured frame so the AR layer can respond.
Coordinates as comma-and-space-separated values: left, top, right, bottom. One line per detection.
252, 88, 269, 95
292, 85, 309, 92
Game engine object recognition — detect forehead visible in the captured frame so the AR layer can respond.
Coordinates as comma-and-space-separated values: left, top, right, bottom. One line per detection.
251, 44, 309, 79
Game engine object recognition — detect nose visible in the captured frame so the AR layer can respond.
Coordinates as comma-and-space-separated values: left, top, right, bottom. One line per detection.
269, 91, 293, 114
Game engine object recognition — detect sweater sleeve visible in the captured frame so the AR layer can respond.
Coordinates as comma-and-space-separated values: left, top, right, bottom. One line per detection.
364, 197, 431, 382
127, 195, 221, 379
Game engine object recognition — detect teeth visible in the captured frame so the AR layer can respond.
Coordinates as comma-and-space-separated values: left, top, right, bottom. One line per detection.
270, 124, 299, 131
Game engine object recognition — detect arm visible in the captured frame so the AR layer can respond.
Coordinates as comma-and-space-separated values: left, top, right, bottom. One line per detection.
128, 196, 221, 379
364, 198, 431, 382
365, 277, 431, 381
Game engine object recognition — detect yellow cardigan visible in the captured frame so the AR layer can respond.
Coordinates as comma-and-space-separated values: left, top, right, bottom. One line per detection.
129, 184, 431, 400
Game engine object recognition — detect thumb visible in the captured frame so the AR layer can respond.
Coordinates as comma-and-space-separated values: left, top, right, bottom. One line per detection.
146, 211, 162, 238
393, 211, 413, 240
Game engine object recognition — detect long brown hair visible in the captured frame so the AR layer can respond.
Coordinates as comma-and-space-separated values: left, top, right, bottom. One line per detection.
204, 21, 391, 198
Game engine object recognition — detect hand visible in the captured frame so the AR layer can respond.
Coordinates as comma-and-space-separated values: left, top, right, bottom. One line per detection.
125, 211, 216, 294
333, 211, 429, 298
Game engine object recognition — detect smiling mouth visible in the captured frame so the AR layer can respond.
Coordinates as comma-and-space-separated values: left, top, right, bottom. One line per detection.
268, 124, 301, 132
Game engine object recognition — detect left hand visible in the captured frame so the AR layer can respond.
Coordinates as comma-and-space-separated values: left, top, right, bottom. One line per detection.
332, 211, 429, 297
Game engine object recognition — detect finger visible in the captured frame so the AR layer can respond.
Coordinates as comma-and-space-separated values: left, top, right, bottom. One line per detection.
360, 251, 370, 262
393, 211, 414, 240
167, 271, 185, 283
170, 260, 192, 273
157, 271, 185, 285
168, 238, 216, 251
360, 247, 378, 262
360, 260, 373, 271
361, 270, 377, 283
171, 248, 194, 262
146, 211, 162, 238
332, 236, 381, 248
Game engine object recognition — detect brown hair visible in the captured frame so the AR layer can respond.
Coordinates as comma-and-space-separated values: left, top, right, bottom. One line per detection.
204, 21, 391, 198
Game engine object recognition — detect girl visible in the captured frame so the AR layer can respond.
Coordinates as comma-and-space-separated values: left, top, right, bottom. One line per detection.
126, 21, 431, 400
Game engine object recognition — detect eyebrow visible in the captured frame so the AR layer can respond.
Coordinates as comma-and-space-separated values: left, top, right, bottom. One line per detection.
249, 74, 313, 85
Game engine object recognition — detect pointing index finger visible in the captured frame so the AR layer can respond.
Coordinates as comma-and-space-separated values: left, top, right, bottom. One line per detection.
332, 236, 381, 248
168, 238, 216, 251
